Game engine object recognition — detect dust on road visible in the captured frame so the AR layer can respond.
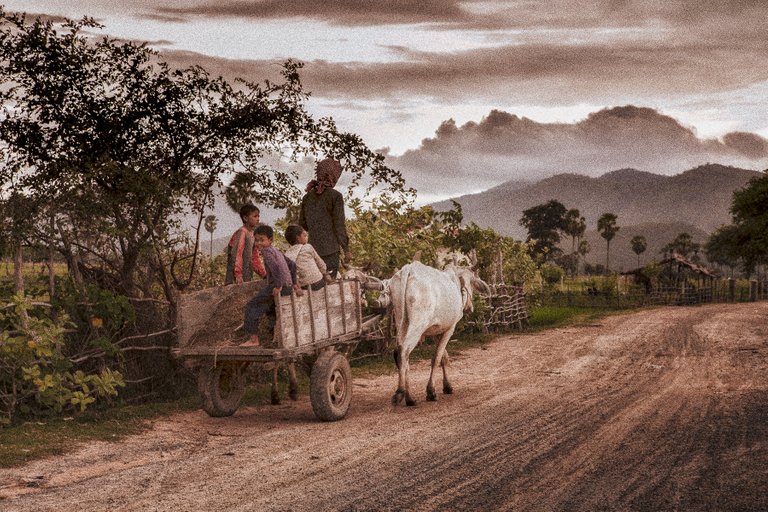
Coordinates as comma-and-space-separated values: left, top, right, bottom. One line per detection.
2, 303, 767, 511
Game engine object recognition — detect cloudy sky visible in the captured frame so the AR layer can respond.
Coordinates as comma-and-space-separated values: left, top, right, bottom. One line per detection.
6, 0, 768, 203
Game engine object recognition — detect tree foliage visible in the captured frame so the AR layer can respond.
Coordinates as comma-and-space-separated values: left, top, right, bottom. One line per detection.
0, 11, 410, 298
519, 200, 567, 262
704, 171, 768, 274
347, 198, 535, 285
661, 232, 700, 260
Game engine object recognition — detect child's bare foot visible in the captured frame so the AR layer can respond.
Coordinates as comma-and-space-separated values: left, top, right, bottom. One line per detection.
239, 335, 261, 347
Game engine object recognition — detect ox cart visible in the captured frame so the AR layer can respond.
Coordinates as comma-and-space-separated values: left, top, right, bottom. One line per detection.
172, 279, 387, 421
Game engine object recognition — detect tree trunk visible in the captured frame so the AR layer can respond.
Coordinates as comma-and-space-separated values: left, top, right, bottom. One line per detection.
12, 244, 24, 296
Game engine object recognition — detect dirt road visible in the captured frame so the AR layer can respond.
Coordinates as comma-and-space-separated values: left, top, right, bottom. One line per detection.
2, 303, 767, 511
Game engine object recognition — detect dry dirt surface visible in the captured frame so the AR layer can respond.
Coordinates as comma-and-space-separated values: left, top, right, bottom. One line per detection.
1, 303, 767, 511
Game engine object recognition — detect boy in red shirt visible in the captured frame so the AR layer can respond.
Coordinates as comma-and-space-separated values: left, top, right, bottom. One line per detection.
225, 204, 266, 285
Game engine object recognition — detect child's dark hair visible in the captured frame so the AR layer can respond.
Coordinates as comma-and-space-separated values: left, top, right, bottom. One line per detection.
254, 224, 274, 239
239, 204, 260, 222
284, 224, 304, 245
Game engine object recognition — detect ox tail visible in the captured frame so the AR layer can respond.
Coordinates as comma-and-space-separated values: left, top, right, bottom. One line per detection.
396, 264, 411, 350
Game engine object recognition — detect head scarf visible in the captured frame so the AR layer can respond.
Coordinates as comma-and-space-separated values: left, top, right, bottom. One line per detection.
306, 158, 342, 194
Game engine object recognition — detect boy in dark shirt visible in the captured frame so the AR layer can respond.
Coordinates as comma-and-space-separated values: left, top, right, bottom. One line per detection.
241, 225, 302, 347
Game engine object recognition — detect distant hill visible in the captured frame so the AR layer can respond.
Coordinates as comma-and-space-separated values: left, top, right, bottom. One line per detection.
434, 163, 761, 271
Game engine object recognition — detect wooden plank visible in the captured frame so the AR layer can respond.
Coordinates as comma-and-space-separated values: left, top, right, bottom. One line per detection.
273, 280, 363, 348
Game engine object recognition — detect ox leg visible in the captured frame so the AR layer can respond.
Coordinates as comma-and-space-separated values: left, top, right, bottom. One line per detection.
270, 366, 280, 405
441, 352, 453, 395
392, 344, 417, 406
287, 362, 298, 401
426, 328, 455, 401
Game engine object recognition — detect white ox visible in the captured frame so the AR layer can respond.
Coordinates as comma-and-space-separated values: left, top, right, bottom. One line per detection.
389, 261, 489, 406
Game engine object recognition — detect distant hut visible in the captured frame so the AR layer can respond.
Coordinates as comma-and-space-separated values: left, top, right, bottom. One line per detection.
621, 252, 718, 293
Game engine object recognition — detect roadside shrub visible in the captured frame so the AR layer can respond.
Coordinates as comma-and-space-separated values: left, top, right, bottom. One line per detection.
0, 296, 125, 425
540, 263, 564, 286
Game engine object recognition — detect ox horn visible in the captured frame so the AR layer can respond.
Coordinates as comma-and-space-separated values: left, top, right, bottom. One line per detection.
468, 249, 479, 271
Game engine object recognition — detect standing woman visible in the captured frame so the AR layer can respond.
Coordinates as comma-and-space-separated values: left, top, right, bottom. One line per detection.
299, 158, 352, 277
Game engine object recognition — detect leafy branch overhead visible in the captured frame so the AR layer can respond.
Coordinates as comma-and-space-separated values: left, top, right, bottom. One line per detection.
0, 10, 409, 296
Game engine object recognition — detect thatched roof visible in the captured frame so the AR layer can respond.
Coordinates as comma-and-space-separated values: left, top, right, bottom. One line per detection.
621, 253, 717, 278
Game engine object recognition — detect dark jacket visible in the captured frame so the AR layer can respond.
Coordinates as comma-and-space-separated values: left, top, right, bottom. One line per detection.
299, 188, 349, 257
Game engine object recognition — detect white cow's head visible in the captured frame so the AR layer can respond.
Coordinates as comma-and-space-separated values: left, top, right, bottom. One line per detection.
447, 265, 491, 313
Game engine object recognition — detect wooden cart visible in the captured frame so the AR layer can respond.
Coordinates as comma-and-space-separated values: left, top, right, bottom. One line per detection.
172, 279, 385, 421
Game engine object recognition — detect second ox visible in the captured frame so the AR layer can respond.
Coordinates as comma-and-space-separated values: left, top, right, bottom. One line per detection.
389, 261, 489, 406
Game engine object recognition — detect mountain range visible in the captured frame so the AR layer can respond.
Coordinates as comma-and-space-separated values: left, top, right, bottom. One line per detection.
433, 164, 762, 272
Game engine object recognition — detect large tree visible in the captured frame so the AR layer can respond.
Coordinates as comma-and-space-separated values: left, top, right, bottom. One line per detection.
662, 232, 700, 260
519, 200, 567, 262
0, 11, 409, 300
705, 171, 768, 275
597, 213, 620, 272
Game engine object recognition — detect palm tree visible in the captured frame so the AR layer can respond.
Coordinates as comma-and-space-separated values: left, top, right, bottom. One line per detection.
204, 215, 218, 258
563, 208, 586, 253
630, 235, 647, 268
597, 213, 620, 272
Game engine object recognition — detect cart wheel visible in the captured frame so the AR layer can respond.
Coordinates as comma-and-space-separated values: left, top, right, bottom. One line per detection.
310, 350, 352, 421
197, 361, 248, 417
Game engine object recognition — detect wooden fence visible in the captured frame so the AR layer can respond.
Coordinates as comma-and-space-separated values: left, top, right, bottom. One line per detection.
534, 279, 768, 309
483, 284, 529, 331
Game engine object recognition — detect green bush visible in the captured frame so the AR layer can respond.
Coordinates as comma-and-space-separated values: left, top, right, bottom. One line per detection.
540, 263, 564, 286
0, 296, 124, 425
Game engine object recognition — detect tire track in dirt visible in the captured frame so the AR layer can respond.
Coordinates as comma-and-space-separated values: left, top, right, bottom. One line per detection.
1, 303, 766, 511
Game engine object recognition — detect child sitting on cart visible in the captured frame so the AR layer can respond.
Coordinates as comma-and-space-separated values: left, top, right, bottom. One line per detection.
241, 225, 302, 347
284, 224, 333, 292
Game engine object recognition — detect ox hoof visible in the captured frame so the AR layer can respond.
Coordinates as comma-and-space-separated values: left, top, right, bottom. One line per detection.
426, 387, 437, 401
443, 384, 454, 395
392, 390, 405, 405
289, 388, 299, 401
405, 396, 417, 407
271, 393, 281, 406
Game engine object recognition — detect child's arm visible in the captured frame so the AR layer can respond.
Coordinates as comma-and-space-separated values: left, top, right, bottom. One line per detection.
282, 253, 303, 296
233, 228, 247, 284
251, 248, 266, 279
310, 245, 327, 274
310, 245, 331, 281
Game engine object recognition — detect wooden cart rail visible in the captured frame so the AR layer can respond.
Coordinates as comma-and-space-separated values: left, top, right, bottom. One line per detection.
172, 332, 363, 362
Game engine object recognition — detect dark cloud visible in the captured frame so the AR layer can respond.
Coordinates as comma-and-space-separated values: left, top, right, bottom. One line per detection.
7, 11, 74, 24
387, 106, 768, 196
148, 0, 768, 37
154, 0, 471, 26
282, 41, 768, 104
722, 132, 768, 159
157, 35, 768, 106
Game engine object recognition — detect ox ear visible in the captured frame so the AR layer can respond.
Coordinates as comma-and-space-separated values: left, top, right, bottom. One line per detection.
472, 276, 491, 296
458, 272, 474, 312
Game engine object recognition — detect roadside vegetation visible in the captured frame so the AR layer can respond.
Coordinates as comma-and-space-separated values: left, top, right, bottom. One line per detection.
0, 302, 619, 469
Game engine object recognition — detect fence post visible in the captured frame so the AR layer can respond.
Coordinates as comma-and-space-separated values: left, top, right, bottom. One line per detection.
750, 280, 758, 302
728, 278, 736, 302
